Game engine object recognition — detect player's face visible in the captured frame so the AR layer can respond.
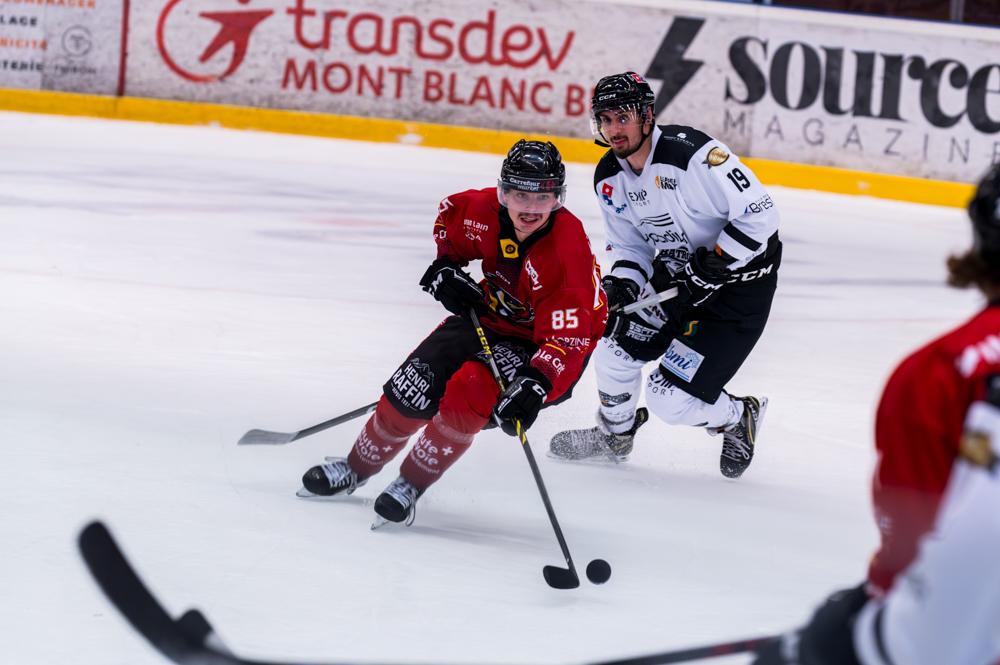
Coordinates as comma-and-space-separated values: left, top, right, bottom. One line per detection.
504, 189, 559, 236
594, 107, 650, 157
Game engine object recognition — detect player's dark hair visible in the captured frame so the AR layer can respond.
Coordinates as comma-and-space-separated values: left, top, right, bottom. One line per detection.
950, 164, 1000, 295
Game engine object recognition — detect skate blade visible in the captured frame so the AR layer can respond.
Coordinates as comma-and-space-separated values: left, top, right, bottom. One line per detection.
546, 450, 628, 465
370, 515, 391, 530
295, 487, 350, 499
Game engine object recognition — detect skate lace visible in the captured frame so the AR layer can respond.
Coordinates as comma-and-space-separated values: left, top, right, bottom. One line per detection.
721, 427, 752, 460
321, 457, 358, 492
384, 478, 419, 526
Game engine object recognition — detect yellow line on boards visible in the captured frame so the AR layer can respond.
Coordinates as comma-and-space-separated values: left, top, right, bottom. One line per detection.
0, 88, 974, 208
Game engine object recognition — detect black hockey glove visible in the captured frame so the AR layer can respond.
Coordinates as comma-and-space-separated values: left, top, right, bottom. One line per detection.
751, 584, 869, 665
610, 313, 669, 362
419, 257, 485, 316
673, 246, 731, 307
601, 274, 641, 339
493, 367, 551, 436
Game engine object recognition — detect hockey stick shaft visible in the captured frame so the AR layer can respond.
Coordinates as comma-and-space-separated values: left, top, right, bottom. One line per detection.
620, 286, 679, 315
589, 636, 774, 664
237, 401, 378, 445
469, 308, 580, 587
79, 520, 769, 665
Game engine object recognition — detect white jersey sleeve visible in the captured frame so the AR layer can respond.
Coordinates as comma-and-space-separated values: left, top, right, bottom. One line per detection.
682, 140, 780, 266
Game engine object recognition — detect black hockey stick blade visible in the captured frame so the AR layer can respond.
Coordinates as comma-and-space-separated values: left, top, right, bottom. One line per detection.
542, 565, 580, 589
77, 521, 221, 664
589, 635, 774, 665
237, 401, 378, 445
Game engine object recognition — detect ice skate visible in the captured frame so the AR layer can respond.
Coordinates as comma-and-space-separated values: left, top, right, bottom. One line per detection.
298, 457, 367, 498
548, 407, 648, 463
714, 395, 767, 479
371, 475, 422, 529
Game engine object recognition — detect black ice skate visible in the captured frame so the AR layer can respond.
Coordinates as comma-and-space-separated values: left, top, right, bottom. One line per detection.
548, 407, 649, 462
715, 395, 767, 479
371, 475, 422, 529
298, 457, 366, 498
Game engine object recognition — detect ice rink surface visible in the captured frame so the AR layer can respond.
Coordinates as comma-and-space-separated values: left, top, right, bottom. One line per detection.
0, 111, 981, 664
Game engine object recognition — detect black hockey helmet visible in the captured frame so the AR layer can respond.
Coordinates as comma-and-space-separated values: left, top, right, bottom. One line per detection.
498, 139, 567, 210
591, 71, 656, 115
590, 72, 656, 148
969, 163, 1000, 264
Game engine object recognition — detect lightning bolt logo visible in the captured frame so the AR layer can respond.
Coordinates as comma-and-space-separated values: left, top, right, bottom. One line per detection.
644, 17, 706, 117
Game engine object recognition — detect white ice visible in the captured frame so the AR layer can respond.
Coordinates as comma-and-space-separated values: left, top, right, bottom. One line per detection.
0, 111, 980, 665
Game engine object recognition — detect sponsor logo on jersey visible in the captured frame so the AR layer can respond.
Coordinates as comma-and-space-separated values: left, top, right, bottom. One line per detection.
524, 258, 542, 290
745, 194, 774, 215
627, 189, 649, 205
553, 336, 591, 348
654, 176, 678, 190
600, 182, 628, 214
534, 348, 566, 376
660, 338, 705, 383
464, 217, 488, 241
704, 147, 730, 168
665, 132, 696, 147
500, 238, 519, 258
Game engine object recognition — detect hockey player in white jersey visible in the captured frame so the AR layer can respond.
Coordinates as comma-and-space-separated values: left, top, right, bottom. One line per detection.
550, 72, 781, 478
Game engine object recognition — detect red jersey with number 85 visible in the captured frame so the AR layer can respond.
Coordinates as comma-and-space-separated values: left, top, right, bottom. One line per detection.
432, 187, 607, 401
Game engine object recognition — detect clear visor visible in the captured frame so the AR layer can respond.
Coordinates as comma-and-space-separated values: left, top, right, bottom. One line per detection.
590, 105, 647, 142
497, 181, 566, 212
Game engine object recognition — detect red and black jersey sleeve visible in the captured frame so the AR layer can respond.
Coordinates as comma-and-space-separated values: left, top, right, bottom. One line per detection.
524, 214, 607, 401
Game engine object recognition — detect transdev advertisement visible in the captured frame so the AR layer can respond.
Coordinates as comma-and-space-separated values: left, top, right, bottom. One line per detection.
3, 0, 999, 182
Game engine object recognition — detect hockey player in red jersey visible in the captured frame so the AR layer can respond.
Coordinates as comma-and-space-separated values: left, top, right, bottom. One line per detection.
753, 165, 1000, 665
300, 140, 606, 526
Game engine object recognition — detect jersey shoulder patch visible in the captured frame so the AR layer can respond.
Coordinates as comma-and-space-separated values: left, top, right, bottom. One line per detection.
594, 150, 623, 189
652, 125, 714, 170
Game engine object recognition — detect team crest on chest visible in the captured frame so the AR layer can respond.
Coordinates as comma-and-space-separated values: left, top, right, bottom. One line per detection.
500, 238, 519, 258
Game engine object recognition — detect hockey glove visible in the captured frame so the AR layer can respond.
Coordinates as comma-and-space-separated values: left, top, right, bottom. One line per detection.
610, 313, 669, 362
601, 274, 641, 339
419, 257, 485, 316
673, 246, 731, 307
751, 583, 868, 665
493, 368, 551, 436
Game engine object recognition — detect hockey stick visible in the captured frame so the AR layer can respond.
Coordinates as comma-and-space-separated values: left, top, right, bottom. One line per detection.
237, 401, 378, 445
620, 286, 679, 315
469, 308, 611, 590
590, 636, 774, 665
79, 520, 772, 665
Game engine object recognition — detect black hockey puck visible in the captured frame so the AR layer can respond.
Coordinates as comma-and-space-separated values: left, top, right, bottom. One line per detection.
585, 559, 612, 585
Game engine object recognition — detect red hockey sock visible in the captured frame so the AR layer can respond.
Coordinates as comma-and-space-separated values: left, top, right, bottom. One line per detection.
347, 396, 424, 479
399, 416, 474, 491
399, 361, 499, 491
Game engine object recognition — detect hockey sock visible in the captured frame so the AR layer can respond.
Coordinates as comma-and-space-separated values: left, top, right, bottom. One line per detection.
399, 416, 474, 491
398, 360, 498, 491
347, 396, 424, 479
